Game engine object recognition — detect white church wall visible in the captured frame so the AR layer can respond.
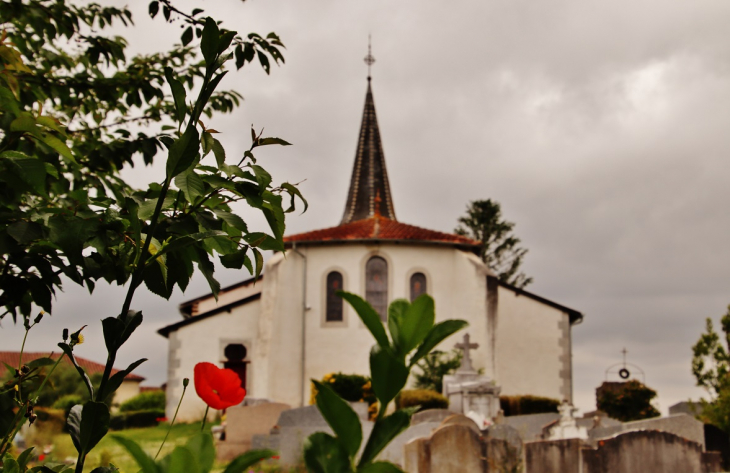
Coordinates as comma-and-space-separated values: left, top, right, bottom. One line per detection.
166, 298, 261, 422
494, 286, 570, 402
194, 280, 261, 315
255, 244, 493, 406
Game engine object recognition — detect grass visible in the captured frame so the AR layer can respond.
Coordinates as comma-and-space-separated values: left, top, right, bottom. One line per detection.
26, 420, 219, 472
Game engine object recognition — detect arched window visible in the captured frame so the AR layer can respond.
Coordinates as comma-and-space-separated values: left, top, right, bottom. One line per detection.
326, 271, 344, 322
410, 272, 427, 301
366, 256, 388, 320
223, 343, 248, 390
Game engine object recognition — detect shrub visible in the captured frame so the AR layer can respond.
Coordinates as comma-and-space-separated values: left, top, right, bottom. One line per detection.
310, 373, 375, 405
109, 409, 166, 430
596, 380, 660, 422
396, 389, 449, 410
413, 349, 462, 393
51, 394, 83, 416
500, 395, 560, 416
119, 390, 165, 413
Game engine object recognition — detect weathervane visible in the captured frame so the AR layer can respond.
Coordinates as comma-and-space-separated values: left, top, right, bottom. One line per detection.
364, 35, 375, 80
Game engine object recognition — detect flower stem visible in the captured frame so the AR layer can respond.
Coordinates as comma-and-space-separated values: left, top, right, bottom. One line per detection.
155, 383, 187, 460
201, 405, 210, 432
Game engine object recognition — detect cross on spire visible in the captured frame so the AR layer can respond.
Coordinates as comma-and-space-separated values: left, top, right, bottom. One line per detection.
364, 35, 375, 80
455, 333, 479, 373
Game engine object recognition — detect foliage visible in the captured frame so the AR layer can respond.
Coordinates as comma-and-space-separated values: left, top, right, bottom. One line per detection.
110, 410, 165, 430
0, 0, 302, 322
119, 391, 165, 413
310, 373, 375, 406
691, 306, 730, 431
1, 1, 299, 471
412, 349, 462, 394
303, 293, 468, 473
2, 361, 103, 408
596, 380, 660, 422
455, 199, 532, 288
51, 394, 84, 416
499, 395, 560, 417
395, 389, 448, 411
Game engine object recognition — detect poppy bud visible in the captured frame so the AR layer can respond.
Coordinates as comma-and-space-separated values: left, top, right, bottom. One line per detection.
28, 413, 37, 425
34, 311, 44, 324
20, 365, 30, 376
183, 378, 189, 387
62, 328, 68, 341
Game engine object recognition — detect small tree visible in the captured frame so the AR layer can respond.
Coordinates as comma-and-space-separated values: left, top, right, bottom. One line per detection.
455, 199, 532, 288
596, 380, 660, 422
412, 349, 462, 393
691, 306, 730, 431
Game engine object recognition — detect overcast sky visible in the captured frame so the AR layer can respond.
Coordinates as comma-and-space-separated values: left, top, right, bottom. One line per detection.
3, 0, 730, 415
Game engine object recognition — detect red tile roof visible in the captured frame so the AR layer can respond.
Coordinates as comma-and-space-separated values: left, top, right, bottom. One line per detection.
0, 351, 145, 381
284, 216, 480, 248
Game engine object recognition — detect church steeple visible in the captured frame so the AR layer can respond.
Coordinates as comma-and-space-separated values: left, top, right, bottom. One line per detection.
341, 43, 396, 224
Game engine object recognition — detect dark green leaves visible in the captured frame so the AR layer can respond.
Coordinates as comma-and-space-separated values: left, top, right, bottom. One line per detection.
388, 296, 435, 360
339, 292, 389, 348
313, 381, 362, 458
358, 409, 413, 467
166, 126, 200, 178
222, 449, 277, 473
164, 67, 187, 125
370, 345, 409, 412
67, 402, 110, 459
303, 432, 354, 473
409, 319, 469, 368
57, 343, 94, 398
113, 435, 161, 473
201, 18, 220, 67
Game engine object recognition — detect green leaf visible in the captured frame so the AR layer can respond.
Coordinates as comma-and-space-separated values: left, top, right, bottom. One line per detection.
214, 209, 247, 232
2, 152, 47, 194
303, 432, 354, 473
252, 247, 263, 278
3, 458, 20, 473
7, 221, 44, 244
167, 446, 200, 473
281, 182, 308, 213
166, 126, 200, 179
408, 319, 469, 368
370, 345, 409, 412
250, 164, 271, 190
37, 116, 64, 134
256, 137, 291, 146
57, 343, 94, 398
101, 317, 124, 353
186, 433, 215, 473
181, 26, 194, 46
112, 435, 161, 473
211, 137, 226, 167
312, 381, 362, 458
26, 357, 54, 370
217, 31, 236, 54
221, 449, 276, 473
67, 402, 110, 458
389, 296, 435, 358
358, 410, 413, 467
175, 170, 205, 203
164, 67, 187, 125
339, 292, 389, 348
200, 17, 220, 66
243, 232, 282, 251
99, 358, 146, 403
41, 134, 75, 163
89, 467, 120, 473
220, 249, 247, 269
358, 461, 404, 473
138, 195, 175, 221
148, 1, 159, 18
17, 447, 35, 467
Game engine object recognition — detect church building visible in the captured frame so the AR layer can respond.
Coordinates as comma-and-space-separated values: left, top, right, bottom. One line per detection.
159, 76, 583, 422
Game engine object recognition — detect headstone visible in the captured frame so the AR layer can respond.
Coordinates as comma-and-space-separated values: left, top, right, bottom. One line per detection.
216, 402, 291, 462
411, 409, 454, 426
544, 401, 588, 440
442, 333, 502, 421
485, 423, 523, 453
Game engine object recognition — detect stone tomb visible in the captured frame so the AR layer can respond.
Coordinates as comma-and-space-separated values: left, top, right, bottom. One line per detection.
215, 401, 290, 461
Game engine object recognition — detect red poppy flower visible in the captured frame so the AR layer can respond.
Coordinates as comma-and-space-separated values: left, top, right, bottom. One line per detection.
194, 362, 246, 410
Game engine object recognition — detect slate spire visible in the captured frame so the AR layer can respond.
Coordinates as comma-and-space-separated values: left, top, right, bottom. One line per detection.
341, 77, 397, 224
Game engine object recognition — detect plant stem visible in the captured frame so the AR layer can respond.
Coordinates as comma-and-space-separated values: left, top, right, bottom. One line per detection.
155, 383, 188, 460
201, 405, 210, 432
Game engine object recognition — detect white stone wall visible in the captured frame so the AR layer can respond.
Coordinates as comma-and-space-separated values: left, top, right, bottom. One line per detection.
166, 298, 261, 422
494, 285, 570, 401
255, 244, 493, 407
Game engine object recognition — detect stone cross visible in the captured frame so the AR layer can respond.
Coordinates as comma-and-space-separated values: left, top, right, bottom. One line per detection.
455, 333, 479, 373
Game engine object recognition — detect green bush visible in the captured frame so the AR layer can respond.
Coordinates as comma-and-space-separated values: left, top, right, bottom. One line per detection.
51, 394, 83, 415
396, 389, 449, 410
110, 409, 165, 430
119, 390, 165, 413
500, 395, 560, 416
596, 380, 660, 422
311, 373, 375, 405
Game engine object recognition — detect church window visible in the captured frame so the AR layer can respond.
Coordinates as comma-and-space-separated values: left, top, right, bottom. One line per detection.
223, 343, 248, 389
366, 256, 388, 320
410, 272, 427, 301
326, 271, 344, 322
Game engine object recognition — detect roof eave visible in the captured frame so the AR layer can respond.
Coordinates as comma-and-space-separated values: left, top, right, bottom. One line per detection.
495, 278, 584, 325
284, 238, 481, 253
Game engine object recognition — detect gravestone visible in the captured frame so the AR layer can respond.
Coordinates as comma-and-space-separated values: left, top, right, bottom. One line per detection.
215, 402, 290, 462
442, 333, 501, 423
411, 408, 454, 426
543, 400, 588, 440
